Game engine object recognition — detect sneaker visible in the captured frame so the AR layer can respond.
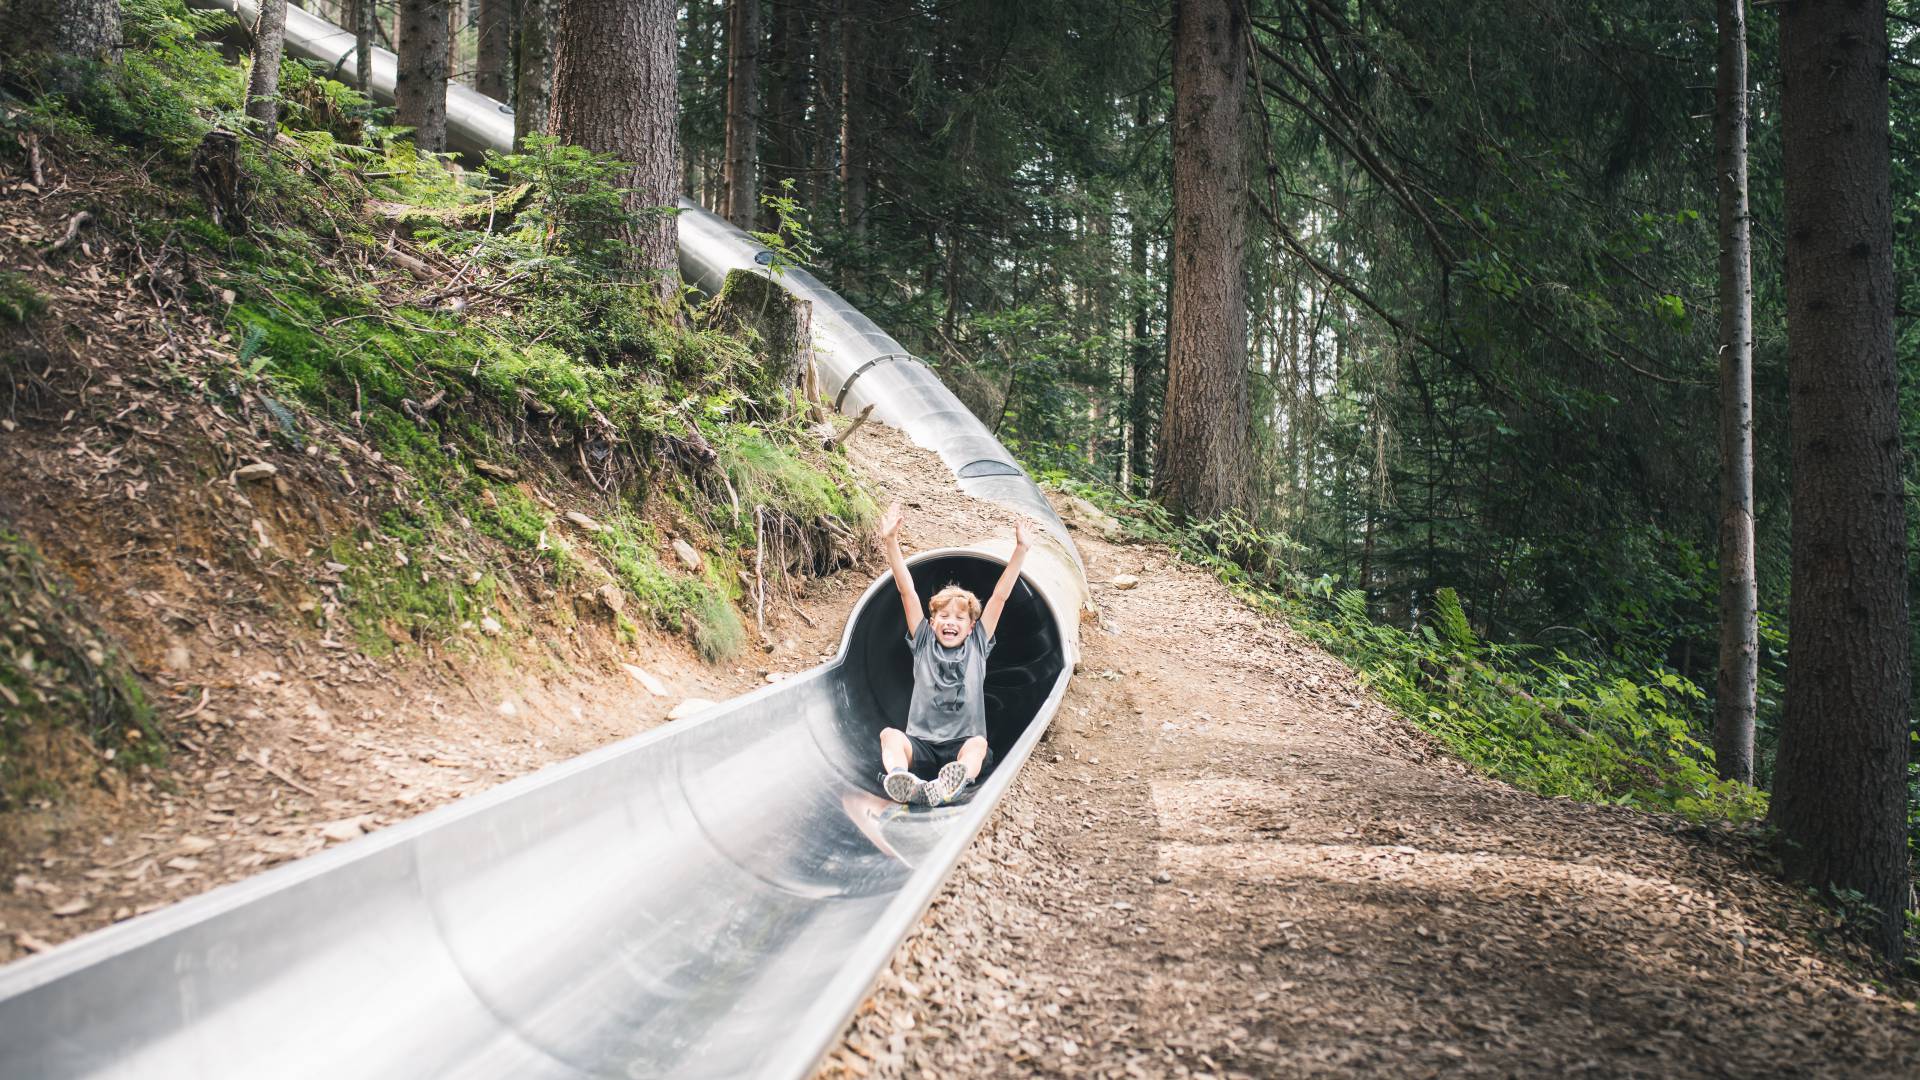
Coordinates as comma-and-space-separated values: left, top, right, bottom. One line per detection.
936, 760, 969, 800
909, 775, 940, 806
883, 769, 921, 804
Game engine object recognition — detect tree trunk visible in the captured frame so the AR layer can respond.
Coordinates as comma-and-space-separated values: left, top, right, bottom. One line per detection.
1769, 0, 1912, 965
514, 0, 553, 146
475, 0, 511, 101
722, 0, 762, 229
57, 0, 120, 61
1152, 0, 1251, 521
551, 0, 681, 290
352, 0, 374, 94
1712, 0, 1757, 786
7, 0, 123, 64
1128, 198, 1155, 496
764, 0, 812, 220
396, 0, 451, 151
838, 0, 867, 247
243, 0, 290, 142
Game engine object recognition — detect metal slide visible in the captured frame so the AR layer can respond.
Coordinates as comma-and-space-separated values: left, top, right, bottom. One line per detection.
0, 13, 1087, 1080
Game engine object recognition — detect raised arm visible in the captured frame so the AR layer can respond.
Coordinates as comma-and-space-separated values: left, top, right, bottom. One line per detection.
879, 501, 922, 637
979, 519, 1032, 640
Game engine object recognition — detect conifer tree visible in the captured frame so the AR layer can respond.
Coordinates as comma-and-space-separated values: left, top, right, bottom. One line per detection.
1769, 0, 1912, 964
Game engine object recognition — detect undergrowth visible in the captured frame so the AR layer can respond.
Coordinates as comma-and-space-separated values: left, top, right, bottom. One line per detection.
1043, 472, 1768, 824
5, 0, 869, 663
0, 530, 161, 810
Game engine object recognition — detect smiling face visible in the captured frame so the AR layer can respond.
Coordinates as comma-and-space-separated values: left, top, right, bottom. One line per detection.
928, 598, 976, 647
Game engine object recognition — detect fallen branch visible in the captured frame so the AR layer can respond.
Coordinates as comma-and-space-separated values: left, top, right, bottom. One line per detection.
248, 748, 319, 797
41, 211, 92, 258
22, 131, 45, 188
753, 504, 767, 638
826, 403, 875, 452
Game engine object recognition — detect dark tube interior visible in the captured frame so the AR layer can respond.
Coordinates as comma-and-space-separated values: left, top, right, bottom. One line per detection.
845, 555, 1064, 794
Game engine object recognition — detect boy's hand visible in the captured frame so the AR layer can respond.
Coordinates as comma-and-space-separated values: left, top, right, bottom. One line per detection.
1012, 519, 1032, 551
879, 501, 903, 541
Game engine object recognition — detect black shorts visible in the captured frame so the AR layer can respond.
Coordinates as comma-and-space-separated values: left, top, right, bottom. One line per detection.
902, 732, 993, 781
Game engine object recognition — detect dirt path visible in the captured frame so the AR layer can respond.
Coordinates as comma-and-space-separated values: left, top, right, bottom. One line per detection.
820, 434, 1920, 1079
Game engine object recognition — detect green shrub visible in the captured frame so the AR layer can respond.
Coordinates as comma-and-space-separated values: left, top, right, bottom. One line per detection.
1039, 472, 1767, 824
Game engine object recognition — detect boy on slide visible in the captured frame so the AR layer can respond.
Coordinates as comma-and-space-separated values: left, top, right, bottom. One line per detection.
877, 501, 1031, 806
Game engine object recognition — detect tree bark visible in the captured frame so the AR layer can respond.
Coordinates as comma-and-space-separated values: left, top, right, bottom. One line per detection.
838, 0, 868, 247
56, 0, 121, 61
6, 0, 123, 64
474, 0, 512, 101
1128, 208, 1155, 495
352, 0, 374, 94
551, 0, 681, 290
514, 0, 553, 146
1769, 0, 1912, 965
1712, 0, 1758, 786
396, 0, 452, 151
722, 0, 763, 229
243, 0, 290, 142
1152, 0, 1251, 521
764, 0, 812, 220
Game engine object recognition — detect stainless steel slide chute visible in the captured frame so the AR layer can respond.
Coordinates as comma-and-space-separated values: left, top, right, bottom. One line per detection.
0, 551, 1073, 1078
0, 12, 1089, 1078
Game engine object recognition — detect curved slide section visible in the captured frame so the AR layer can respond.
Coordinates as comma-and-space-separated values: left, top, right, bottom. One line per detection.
0, 10, 1088, 1080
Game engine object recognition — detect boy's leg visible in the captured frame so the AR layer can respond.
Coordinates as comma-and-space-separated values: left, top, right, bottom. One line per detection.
880, 728, 921, 804
930, 737, 992, 804
956, 736, 990, 780
879, 727, 914, 773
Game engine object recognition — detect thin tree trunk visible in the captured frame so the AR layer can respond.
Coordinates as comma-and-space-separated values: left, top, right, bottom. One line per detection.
1769, 0, 1911, 965
1712, 0, 1757, 786
243, 0, 290, 142
1152, 0, 1250, 521
474, 0, 511, 100
396, 0, 451, 151
353, 0, 374, 94
446, 0, 463, 82
513, 0, 552, 145
551, 0, 681, 292
722, 0, 762, 229
838, 0, 868, 247
764, 0, 811, 219
1128, 197, 1154, 494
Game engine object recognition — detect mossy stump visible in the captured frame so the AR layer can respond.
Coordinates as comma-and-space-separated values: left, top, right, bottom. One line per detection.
706, 269, 811, 415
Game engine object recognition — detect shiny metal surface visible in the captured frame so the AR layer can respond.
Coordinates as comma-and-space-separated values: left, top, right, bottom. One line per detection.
0, 554, 1071, 1079
0, 11, 1087, 1077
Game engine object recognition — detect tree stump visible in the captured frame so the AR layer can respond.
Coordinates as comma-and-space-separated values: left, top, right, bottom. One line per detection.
706, 269, 813, 417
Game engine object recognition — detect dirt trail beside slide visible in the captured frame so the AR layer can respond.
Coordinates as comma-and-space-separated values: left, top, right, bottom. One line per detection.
822, 433, 1920, 1079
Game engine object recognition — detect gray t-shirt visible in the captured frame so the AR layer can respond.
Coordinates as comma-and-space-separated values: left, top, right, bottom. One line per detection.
904, 618, 995, 743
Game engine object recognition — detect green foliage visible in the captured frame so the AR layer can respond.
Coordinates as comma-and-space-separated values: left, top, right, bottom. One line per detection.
747, 179, 819, 278
0, 529, 161, 808
713, 426, 876, 537
1045, 472, 1766, 823
8, 2, 873, 667
320, 532, 500, 659
594, 518, 743, 663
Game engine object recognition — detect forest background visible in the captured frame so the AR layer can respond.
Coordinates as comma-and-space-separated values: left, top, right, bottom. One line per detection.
2, 0, 1914, 961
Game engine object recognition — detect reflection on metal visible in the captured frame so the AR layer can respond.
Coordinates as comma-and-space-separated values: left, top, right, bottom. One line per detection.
0, 8, 1089, 1078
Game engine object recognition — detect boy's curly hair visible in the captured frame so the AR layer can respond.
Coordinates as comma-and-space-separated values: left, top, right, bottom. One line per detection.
927, 583, 982, 621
